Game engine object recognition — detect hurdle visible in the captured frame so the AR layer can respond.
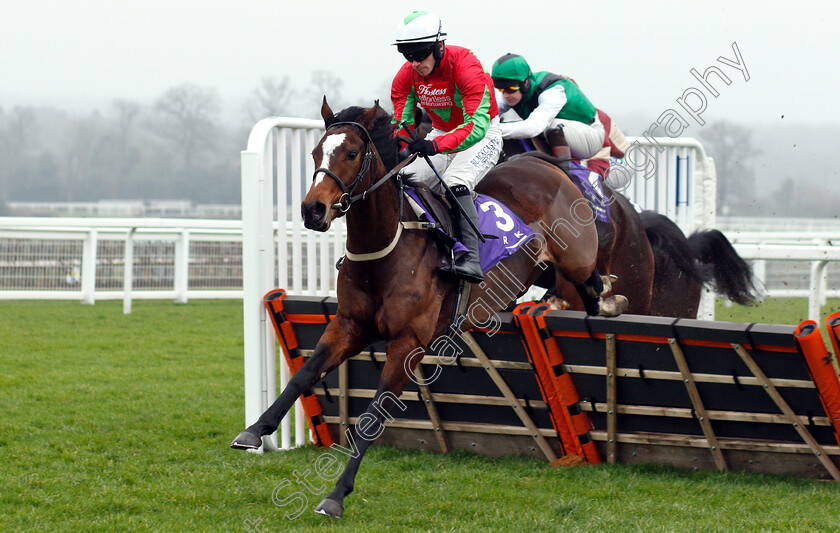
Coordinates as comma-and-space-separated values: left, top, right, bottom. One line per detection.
264, 289, 565, 460
516, 304, 840, 480
264, 289, 840, 480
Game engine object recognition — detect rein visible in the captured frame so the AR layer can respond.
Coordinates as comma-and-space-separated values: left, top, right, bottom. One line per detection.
331, 153, 417, 212
311, 120, 417, 213
313, 120, 427, 262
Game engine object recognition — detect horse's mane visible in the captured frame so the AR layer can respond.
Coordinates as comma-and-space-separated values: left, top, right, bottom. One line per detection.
328, 105, 400, 171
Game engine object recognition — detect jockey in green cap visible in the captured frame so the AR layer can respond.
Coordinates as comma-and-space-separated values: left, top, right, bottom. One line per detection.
491, 53, 605, 172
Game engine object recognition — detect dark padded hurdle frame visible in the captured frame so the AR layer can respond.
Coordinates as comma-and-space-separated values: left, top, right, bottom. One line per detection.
265, 290, 565, 461
516, 306, 840, 480
265, 290, 840, 480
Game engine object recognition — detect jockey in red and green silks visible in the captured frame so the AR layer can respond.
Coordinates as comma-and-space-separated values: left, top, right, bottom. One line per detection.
491, 53, 605, 162
392, 44, 497, 154
391, 10, 502, 284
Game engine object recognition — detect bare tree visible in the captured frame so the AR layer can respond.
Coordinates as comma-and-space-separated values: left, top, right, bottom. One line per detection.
0, 106, 39, 202
243, 76, 295, 123
62, 111, 106, 202
153, 84, 221, 168
308, 70, 344, 116
699, 120, 760, 214
107, 99, 142, 197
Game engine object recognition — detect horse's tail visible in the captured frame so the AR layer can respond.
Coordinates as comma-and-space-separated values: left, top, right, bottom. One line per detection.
687, 228, 763, 305
640, 210, 711, 285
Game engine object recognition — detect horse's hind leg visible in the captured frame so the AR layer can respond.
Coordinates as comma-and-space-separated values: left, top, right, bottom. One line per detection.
231, 317, 369, 449
573, 268, 628, 317
574, 269, 604, 316
314, 334, 419, 518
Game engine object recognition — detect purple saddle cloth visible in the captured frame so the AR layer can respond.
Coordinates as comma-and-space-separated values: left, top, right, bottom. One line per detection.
568, 161, 611, 223
403, 188, 535, 273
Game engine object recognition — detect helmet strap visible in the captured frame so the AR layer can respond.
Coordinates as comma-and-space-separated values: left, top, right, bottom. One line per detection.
429, 41, 445, 75
430, 19, 444, 71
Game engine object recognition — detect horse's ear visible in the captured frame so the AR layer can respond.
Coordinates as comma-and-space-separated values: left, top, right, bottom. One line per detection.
321, 96, 334, 125
357, 103, 382, 129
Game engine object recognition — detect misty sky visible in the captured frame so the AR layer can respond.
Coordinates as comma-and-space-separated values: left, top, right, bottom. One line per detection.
3, 0, 839, 130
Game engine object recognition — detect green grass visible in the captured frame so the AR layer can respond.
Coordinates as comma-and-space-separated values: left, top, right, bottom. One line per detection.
715, 296, 840, 326
1, 299, 838, 532
717, 297, 840, 364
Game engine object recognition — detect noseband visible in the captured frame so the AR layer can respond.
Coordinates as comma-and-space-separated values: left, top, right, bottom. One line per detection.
312, 121, 375, 213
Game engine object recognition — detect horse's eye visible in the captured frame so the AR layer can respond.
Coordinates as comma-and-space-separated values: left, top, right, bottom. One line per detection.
347, 150, 358, 160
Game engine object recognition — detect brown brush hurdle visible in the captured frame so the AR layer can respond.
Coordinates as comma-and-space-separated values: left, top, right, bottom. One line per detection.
264, 289, 840, 480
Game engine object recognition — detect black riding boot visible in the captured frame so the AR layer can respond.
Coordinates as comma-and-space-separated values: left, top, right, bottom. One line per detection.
440, 185, 484, 284
545, 127, 572, 175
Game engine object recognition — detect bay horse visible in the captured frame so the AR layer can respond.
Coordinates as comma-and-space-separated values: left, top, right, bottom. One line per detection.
502, 146, 656, 315
503, 140, 759, 317
231, 100, 627, 518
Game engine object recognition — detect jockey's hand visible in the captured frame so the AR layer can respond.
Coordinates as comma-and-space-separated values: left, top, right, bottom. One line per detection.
408, 138, 438, 157
397, 135, 413, 148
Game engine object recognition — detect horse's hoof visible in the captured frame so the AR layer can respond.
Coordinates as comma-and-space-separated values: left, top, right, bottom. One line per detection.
599, 295, 628, 317
546, 296, 571, 311
314, 497, 343, 518
230, 430, 262, 450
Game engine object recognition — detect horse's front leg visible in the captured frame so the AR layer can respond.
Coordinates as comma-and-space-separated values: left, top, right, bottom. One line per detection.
314, 332, 421, 518
231, 316, 369, 450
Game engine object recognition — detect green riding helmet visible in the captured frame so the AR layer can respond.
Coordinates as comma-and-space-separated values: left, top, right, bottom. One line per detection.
491, 53, 532, 92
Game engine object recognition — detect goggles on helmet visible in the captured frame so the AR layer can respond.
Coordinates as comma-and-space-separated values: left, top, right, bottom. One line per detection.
398, 43, 436, 63
493, 78, 521, 93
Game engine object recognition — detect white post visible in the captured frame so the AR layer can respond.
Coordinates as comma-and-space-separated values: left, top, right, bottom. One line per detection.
277, 128, 289, 291
81, 229, 98, 305
241, 150, 262, 441
174, 229, 190, 303
241, 149, 279, 452
275, 130, 292, 451
698, 288, 715, 321
753, 260, 766, 290
123, 228, 136, 314
820, 262, 829, 307
259, 142, 279, 452
291, 130, 304, 294
699, 153, 717, 232
241, 150, 262, 435
809, 260, 828, 323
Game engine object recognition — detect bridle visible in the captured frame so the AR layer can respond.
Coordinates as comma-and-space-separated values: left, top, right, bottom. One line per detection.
312, 121, 416, 213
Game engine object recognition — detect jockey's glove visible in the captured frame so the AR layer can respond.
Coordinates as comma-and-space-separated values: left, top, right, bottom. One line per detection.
409, 138, 439, 157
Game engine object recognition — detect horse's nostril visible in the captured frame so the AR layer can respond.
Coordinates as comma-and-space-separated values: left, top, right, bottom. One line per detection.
302, 201, 327, 227
309, 202, 326, 221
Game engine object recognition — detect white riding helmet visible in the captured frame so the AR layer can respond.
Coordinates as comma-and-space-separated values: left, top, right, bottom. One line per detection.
393, 11, 447, 51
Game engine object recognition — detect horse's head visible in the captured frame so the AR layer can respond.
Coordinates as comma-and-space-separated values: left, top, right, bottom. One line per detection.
302, 98, 388, 231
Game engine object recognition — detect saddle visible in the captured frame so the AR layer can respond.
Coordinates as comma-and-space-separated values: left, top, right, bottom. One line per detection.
403, 183, 457, 246
400, 180, 537, 282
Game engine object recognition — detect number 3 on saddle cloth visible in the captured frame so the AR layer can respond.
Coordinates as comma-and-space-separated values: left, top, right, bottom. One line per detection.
403, 187, 535, 273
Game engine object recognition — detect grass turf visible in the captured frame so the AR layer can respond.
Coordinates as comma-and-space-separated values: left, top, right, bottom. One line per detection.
1, 299, 838, 532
